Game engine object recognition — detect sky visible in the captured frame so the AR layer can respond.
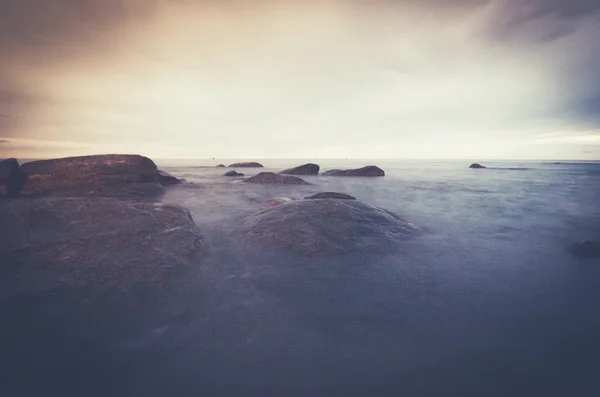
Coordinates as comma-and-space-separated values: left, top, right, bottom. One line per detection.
1, 0, 599, 160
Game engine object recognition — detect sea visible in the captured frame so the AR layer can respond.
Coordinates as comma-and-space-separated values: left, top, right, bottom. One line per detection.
141, 158, 600, 397
8, 158, 600, 396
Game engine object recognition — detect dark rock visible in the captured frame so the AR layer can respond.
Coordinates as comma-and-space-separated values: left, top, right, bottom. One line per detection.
228, 162, 264, 168
246, 199, 419, 255
18, 154, 176, 197
305, 192, 356, 200
0, 158, 28, 198
321, 169, 343, 176
244, 172, 309, 185
280, 163, 320, 175
224, 170, 244, 177
324, 165, 385, 177
0, 198, 203, 305
469, 163, 486, 169
569, 241, 600, 259
158, 170, 183, 186
216, 164, 226, 168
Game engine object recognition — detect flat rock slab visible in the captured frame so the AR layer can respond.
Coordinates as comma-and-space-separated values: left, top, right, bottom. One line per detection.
245, 199, 419, 255
280, 163, 320, 175
228, 162, 264, 168
244, 172, 309, 185
0, 198, 202, 304
323, 165, 385, 177
18, 154, 179, 197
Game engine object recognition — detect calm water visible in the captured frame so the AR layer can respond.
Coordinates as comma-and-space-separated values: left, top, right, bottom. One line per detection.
137, 159, 600, 397
6, 159, 600, 396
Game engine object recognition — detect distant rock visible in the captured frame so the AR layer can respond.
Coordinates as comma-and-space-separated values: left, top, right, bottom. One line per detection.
469, 163, 486, 169
228, 162, 264, 168
305, 192, 356, 200
323, 165, 385, 177
245, 199, 419, 255
0, 158, 27, 198
244, 172, 309, 185
280, 163, 320, 175
321, 169, 343, 176
18, 154, 177, 197
569, 241, 600, 260
216, 164, 226, 168
224, 170, 244, 177
0, 198, 203, 305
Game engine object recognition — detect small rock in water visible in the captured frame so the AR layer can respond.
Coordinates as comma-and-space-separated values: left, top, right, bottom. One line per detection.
228, 162, 264, 168
280, 163, 320, 175
469, 163, 486, 169
323, 165, 384, 177
216, 164, 226, 168
244, 172, 309, 185
305, 192, 356, 200
224, 170, 244, 177
569, 241, 600, 259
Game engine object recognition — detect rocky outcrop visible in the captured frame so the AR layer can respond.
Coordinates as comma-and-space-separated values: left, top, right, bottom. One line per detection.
244, 172, 309, 185
18, 154, 178, 197
280, 163, 320, 175
245, 199, 419, 255
224, 170, 244, 177
0, 198, 203, 304
469, 163, 486, 169
305, 192, 356, 200
228, 162, 264, 168
0, 158, 28, 198
323, 165, 385, 177
569, 241, 600, 259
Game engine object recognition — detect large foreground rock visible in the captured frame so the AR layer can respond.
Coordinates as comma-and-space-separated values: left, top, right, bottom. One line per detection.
244, 172, 309, 185
323, 165, 385, 177
245, 199, 419, 255
0, 198, 202, 305
280, 163, 320, 175
18, 154, 180, 197
228, 162, 264, 168
0, 158, 28, 198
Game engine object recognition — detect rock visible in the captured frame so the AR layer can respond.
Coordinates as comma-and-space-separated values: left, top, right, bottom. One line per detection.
324, 165, 385, 177
0, 158, 28, 198
228, 162, 264, 168
321, 169, 343, 176
244, 172, 309, 185
224, 170, 244, 177
158, 170, 183, 186
18, 154, 177, 197
216, 164, 226, 168
245, 199, 419, 255
0, 197, 203, 305
469, 163, 486, 169
280, 163, 320, 175
305, 192, 356, 200
569, 241, 600, 259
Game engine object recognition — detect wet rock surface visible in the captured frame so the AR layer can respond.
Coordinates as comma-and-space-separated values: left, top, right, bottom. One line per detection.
280, 163, 320, 175
0, 198, 203, 305
18, 154, 177, 197
244, 172, 309, 185
323, 165, 385, 177
228, 162, 264, 168
245, 199, 419, 255
305, 192, 356, 200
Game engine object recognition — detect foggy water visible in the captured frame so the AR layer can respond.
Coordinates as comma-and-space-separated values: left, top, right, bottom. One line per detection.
129, 159, 600, 397
4, 159, 600, 396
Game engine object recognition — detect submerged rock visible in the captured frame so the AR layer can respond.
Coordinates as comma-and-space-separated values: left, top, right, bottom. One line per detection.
245, 199, 419, 255
0, 198, 202, 305
305, 192, 356, 200
228, 162, 264, 168
280, 163, 320, 175
569, 241, 600, 259
0, 158, 27, 198
19, 154, 177, 197
324, 165, 385, 177
244, 172, 309, 185
469, 163, 486, 169
224, 170, 244, 177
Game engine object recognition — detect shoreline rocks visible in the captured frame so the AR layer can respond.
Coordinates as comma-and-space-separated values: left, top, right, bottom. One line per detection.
280, 163, 320, 175
244, 172, 309, 185
228, 162, 264, 168
323, 165, 385, 177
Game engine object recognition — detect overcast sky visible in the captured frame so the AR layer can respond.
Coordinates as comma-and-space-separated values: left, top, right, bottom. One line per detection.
1, 0, 599, 160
